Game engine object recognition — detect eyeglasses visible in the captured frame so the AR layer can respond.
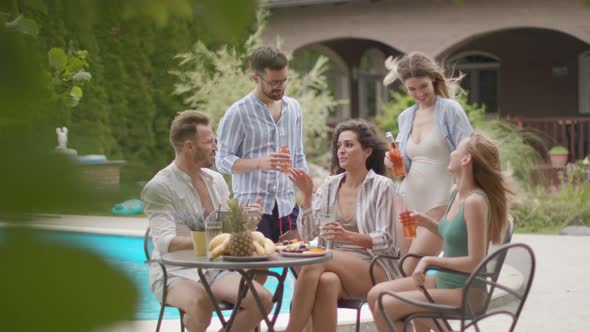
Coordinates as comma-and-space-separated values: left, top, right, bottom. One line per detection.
257, 74, 289, 88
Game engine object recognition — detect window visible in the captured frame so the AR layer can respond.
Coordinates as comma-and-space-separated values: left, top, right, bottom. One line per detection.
358, 48, 387, 118
579, 50, 590, 114
449, 52, 500, 113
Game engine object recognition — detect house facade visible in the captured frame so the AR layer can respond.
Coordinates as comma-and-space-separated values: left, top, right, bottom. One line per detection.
263, 0, 590, 160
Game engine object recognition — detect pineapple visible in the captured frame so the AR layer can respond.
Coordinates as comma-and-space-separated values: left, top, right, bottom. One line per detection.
225, 199, 255, 256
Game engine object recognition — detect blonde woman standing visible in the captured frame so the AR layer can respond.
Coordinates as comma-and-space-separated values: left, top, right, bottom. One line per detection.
383, 52, 473, 274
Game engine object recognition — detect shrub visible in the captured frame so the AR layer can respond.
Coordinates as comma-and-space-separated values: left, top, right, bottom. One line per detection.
511, 158, 590, 232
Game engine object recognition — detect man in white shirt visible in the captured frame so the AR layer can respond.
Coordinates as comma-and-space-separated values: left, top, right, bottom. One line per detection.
142, 110, 272, 332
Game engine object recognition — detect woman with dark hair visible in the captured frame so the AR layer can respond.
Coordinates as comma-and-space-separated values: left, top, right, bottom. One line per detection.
285, 119, 401, 332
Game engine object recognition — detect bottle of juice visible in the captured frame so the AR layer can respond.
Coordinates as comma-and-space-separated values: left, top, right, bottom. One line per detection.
386, 131, 406, 177
278, 129, 291, 173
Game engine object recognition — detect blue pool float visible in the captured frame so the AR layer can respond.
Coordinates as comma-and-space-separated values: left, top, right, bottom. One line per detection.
112, 199, 144, 215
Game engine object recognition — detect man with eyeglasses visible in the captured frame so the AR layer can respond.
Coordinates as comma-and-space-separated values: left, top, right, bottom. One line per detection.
216, 46, 308, 243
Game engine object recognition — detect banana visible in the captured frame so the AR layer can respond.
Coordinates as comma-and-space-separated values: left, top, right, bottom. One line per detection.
208, 236, 230, 259
251, 231, 266, 242
262, 237, 275, 255
208, 233, 230, 251
253, 241, 265, 256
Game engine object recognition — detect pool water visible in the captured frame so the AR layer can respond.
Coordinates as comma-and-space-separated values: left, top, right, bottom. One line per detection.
38, 231, 295, 320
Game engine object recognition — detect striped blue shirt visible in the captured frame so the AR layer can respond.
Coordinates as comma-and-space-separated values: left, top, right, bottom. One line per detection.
216, 92, 308, 217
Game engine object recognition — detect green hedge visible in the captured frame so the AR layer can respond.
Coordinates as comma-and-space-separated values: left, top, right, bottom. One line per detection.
22, 0, 258, 180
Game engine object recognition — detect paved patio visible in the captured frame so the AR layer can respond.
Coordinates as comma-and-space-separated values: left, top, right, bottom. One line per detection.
29, 215, 590, 331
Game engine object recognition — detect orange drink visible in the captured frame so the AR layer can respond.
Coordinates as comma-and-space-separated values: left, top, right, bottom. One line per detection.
279, 145, 291, 173
399, 210, 416, 239
386, 132, 405, 177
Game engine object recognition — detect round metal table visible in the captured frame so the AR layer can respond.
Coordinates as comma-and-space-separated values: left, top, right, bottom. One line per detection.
160, 250, 332, 331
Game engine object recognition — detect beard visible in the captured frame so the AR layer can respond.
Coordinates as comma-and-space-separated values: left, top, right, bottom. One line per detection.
193, 149, 213, 168
263, 87, 284, 101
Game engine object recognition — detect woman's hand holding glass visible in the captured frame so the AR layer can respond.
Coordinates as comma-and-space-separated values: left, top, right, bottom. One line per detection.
406, 210, 427, 228
319, 221, 353, 243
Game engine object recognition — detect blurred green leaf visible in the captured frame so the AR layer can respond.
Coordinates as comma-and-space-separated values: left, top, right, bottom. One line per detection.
71, 86, 82, 98
68, 57, 86, 73
15, 17, 38, 36
48, 48, 67, 71
0, 228, 138, 331
72, 71, 92, 82
194, 0, 258, 44
5, 14, 39, 37
121, 0, 193, 27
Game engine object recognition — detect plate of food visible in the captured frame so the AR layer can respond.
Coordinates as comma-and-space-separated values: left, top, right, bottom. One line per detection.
222, 255, 273, 262
275, 239, 310, 252
279, 247, 327, 258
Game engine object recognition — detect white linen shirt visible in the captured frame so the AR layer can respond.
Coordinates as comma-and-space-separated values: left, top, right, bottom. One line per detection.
297, 170, 401, 280
141, 162, 231, 287
216, 92, 308, 217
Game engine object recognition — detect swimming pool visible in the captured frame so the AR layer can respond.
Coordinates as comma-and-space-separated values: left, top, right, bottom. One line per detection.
38, 231, 295, 320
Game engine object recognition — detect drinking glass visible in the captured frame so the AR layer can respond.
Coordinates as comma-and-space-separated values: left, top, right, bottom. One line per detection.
398, 193, 416, 239
318, 212, 337, 249
205, 209, 226, 255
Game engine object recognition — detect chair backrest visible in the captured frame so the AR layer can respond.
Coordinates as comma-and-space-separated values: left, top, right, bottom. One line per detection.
143, 226, 152, 261
486, 214, 514, 275
460, 242, 536, 332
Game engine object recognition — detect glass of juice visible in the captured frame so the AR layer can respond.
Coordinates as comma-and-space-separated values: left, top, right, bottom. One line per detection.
397, 193, 416, 239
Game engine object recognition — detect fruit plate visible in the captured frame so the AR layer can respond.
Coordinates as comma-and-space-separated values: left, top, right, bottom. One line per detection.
222, 255, 273, 262
279, 250, 327, 258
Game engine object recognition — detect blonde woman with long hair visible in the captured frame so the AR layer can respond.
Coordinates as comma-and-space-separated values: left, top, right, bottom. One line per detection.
368, 133, 513, 332
383, 52, 473, 274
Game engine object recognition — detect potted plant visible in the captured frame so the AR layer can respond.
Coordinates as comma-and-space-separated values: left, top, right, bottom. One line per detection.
548, 145, 569, 168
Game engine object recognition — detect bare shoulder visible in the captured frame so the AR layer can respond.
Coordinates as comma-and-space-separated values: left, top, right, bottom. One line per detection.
464, 193, 488, 209
463, 193, 488, 223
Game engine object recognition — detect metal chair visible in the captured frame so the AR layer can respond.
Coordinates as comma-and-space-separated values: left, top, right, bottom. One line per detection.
378, 242, 536, 332
144, 227, 235, 332
376, 215, 514, 331
143, 226, 186, 332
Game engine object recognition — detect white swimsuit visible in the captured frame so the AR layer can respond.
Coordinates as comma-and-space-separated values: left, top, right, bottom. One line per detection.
400, 125, 454, 213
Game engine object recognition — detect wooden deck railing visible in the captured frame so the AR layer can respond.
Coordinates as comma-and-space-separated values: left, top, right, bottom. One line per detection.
510, 116, 590, 162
